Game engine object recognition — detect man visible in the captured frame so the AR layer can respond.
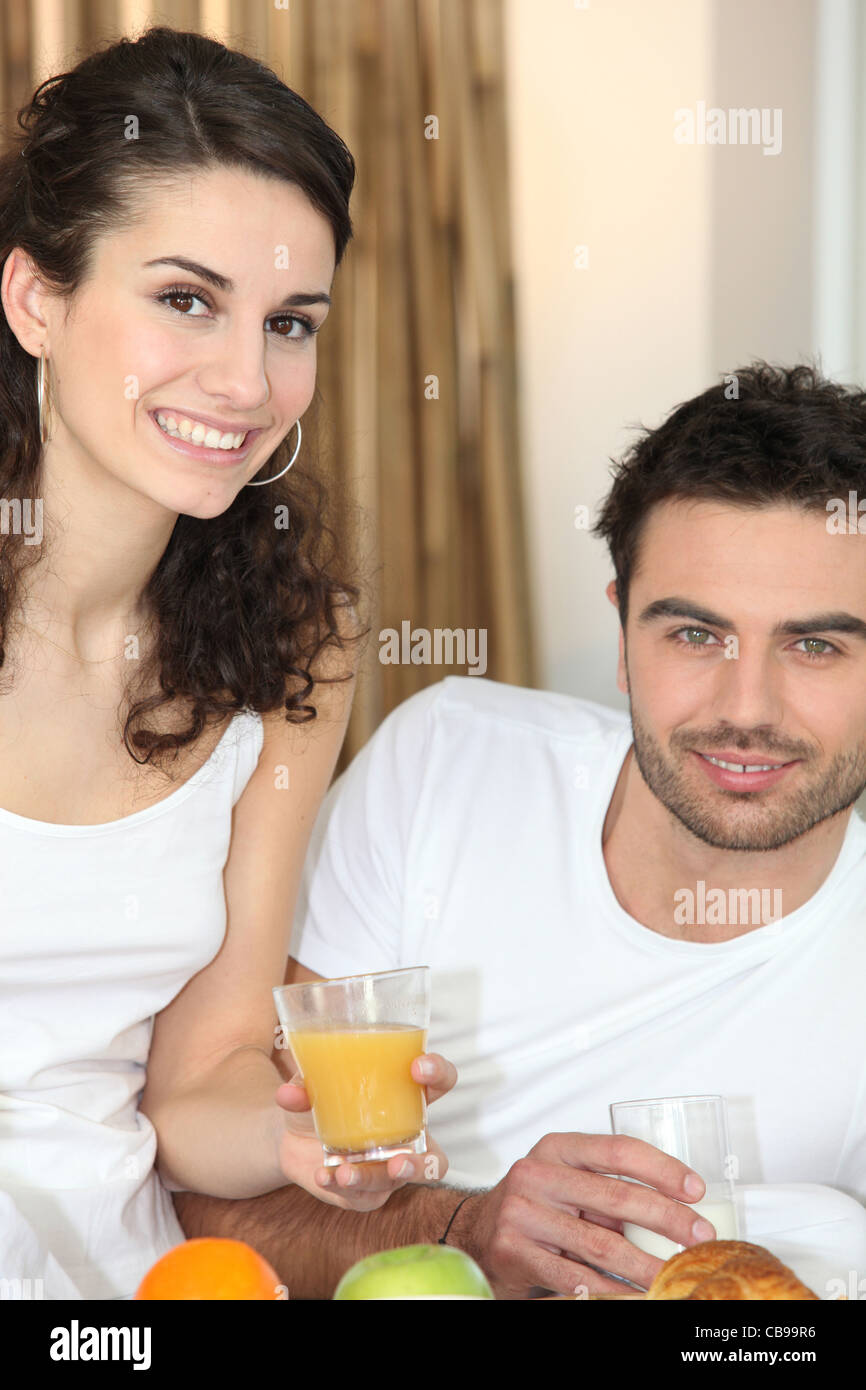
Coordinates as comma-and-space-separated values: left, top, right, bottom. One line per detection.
174, 362, 866, 1299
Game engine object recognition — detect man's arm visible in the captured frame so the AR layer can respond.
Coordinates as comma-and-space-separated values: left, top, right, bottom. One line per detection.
174, 1130, 716, 1300
172, 1181, 480, 1300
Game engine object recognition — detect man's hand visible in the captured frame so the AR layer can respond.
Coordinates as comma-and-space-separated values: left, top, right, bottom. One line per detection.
448, 1131, 715, 1298
275, 1052, 455, 1213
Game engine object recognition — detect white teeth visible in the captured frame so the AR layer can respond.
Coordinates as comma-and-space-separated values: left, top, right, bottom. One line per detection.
155, 412, 246, 450
704, 755, 780, 773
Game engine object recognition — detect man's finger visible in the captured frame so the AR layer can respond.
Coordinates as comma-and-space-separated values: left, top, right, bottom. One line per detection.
507, 1194, 665, 1291
518, 1160, 712, 1256
544, 1260, 639, 1299
490, 1230, 638, 1300
537, 1132, 706, 1203
579, 1211, 622, 1234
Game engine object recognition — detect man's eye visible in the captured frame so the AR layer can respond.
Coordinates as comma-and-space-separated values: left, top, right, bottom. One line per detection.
795, 638, 838, 659
673, 627, 718, 647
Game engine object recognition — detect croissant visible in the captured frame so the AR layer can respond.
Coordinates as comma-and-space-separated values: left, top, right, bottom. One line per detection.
646, 1239, 819, 1300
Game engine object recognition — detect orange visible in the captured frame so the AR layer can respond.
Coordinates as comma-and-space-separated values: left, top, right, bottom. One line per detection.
134, 1237, 284, 1300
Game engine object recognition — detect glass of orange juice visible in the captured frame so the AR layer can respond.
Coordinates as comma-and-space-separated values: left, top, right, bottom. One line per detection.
273, 966, 431, 1166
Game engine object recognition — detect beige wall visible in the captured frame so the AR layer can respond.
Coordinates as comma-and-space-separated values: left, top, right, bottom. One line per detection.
504, 0, 817, 707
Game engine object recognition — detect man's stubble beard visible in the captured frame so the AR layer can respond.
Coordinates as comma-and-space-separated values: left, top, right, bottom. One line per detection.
621, 653, 866, 852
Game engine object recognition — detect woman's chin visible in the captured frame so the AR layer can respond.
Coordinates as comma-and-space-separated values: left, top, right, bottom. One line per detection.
178, 489, 245, 520
127, 466, 248, 519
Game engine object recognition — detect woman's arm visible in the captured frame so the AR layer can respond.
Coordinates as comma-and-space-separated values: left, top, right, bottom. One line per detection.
138, 629, 369, 1203
171, 956, 459, 1293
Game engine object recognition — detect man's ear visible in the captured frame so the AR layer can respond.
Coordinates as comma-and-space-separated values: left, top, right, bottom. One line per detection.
606, 580, 629, 695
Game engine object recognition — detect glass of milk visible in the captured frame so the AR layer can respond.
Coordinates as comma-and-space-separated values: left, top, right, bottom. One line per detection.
609, 1094, 740, 1261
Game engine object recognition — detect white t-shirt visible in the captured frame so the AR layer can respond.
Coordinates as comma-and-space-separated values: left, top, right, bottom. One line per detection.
292, 676, 866, 1205
0, 709, 264, 1299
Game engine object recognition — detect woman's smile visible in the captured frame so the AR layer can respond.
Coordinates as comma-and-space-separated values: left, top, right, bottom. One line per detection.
147, 407, 265, 464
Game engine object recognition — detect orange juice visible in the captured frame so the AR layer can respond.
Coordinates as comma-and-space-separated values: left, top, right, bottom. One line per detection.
288, 1023, 427, 1152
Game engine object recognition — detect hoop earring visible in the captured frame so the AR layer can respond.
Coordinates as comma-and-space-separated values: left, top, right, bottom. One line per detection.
37, 346, 51, 445
245, 420, 301, 486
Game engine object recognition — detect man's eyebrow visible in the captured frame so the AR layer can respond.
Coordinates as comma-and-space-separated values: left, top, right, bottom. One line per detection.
636, 596, 866, 640
636, 598, 731, 629
142, 256, 331, 308
771, 612, 866, 639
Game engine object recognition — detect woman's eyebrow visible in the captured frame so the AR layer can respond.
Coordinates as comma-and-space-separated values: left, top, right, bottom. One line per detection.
142, 255, 331, 308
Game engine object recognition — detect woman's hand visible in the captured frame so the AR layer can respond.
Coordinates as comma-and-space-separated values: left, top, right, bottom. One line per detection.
275, 1052, 456, 1212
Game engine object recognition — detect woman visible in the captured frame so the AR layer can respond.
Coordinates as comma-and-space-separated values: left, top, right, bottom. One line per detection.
0, 25, 454, 1299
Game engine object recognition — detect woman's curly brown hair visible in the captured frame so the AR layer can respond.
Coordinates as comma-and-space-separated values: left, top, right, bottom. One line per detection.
0, 24, 365, 769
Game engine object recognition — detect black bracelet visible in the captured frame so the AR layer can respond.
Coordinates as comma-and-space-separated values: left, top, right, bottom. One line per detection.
438, 1193, 472, 1245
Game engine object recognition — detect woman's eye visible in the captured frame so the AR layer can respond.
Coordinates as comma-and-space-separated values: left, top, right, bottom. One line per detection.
155, 287, 316, 340
156, 287, 211, 317
268, 314, 317, 340
158, 290, 209, 318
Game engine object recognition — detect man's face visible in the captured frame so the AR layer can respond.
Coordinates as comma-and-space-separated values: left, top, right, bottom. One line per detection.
612, 499, 866, 851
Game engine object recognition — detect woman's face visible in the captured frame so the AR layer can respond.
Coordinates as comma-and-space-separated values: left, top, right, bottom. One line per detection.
36, 164, 336, 518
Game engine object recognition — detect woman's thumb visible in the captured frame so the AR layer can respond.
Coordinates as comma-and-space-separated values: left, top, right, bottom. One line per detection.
275, 1077, 312, 1111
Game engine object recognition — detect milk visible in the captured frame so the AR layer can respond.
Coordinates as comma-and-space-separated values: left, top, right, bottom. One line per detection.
623, 1198, 739, 1262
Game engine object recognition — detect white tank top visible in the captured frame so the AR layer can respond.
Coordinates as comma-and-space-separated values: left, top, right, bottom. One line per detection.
0, 707, 264, 1298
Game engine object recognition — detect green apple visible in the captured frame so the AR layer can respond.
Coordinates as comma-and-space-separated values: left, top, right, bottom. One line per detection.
333, 1243, 495, 1300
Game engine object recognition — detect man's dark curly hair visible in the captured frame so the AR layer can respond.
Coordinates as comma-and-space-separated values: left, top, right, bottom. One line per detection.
592, 361, 866, 630
0, 24, 364, 769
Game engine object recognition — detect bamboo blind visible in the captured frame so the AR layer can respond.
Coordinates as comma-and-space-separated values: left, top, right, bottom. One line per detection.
0, 0, 537, 767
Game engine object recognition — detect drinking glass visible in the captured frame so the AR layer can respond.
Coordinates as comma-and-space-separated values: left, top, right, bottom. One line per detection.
610, 1094, 740, 1260
273, 966, 430, 1166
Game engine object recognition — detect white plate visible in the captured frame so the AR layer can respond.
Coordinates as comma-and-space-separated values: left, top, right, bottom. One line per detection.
740, 1182, 866, 1300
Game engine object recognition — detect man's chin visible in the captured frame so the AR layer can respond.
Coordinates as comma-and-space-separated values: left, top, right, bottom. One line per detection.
630, 720, 866, 852
675, 820, 805, 853
667, 794, 849, 853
